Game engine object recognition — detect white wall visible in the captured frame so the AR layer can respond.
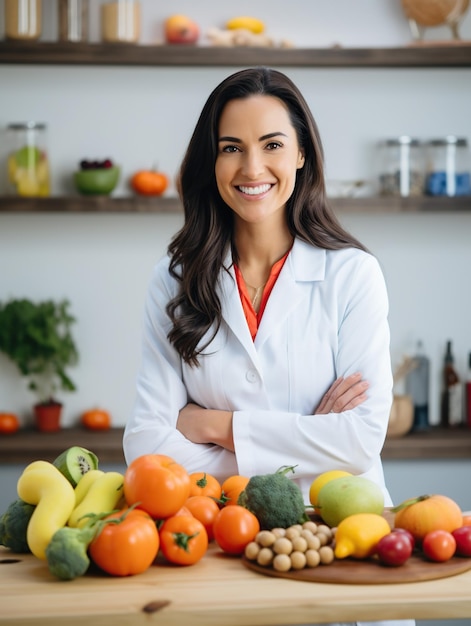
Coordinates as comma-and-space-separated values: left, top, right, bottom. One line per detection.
0, 0, 470, 428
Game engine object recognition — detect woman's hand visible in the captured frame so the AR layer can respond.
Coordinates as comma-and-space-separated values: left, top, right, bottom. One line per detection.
315, 372, 369, 414
177, 403, 234, 452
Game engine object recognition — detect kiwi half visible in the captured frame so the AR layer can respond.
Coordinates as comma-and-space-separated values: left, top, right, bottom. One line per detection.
52, 446, 99, 486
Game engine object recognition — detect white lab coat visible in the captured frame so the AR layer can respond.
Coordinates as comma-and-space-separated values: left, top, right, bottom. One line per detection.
124, 237, 394, 505
124, 238, 415, 626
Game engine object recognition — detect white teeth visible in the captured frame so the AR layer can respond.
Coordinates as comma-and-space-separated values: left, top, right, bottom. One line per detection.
238, 184, 271, 196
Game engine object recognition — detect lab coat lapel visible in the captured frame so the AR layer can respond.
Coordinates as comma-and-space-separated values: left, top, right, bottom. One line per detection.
219, 256, 261, 366
254, 239, 326, 349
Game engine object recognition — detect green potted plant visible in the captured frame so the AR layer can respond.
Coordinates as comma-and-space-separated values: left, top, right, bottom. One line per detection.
0, 298, 79, 432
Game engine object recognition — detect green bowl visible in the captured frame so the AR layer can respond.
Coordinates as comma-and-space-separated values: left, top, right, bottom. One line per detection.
74, 166, 120, 195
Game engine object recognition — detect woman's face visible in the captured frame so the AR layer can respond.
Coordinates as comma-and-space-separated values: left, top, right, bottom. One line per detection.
215, 95, 304, 228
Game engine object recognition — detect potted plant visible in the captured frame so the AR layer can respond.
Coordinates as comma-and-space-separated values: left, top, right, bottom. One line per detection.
0, 298, 79, 432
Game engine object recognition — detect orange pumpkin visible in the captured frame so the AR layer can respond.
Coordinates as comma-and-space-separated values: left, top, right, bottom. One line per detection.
81, 408, 111, 431
394, 494, 463, 541
0, 412, 20, 435
131, 170, 168, 196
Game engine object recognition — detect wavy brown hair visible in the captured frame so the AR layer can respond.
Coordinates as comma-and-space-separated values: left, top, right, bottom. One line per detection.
167, 67, 366, 366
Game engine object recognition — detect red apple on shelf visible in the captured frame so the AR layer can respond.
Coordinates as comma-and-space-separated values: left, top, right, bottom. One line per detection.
164, 14, 199, 44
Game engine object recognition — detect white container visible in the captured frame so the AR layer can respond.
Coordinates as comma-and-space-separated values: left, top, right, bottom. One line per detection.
378, 136, 425, 197
101, 0, 140, 43
425, 136, 471, 197
5, 0, 41, 40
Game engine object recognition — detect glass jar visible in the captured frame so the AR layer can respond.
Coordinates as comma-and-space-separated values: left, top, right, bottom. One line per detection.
378, 136, 425, 197
5, 0, 41, 40
425, 136, 471, 197
101, 0, 140, 43
6, 123, 50, 197
57, 0, 89, 42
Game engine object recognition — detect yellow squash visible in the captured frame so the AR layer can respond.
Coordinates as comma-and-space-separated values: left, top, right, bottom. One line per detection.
68, 471, 124, 528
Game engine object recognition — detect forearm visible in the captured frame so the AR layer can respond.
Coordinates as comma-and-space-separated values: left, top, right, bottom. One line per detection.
177, 403, 235, 452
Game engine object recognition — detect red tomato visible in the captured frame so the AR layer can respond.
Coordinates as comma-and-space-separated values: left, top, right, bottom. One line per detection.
213, 505, 260, 555
220, 475, 250, 506
124, 454, 190, 519
422, 530, 456, 562
461, 515, 471, 527
188, 472, 222, 499
81, 408, 111, 430
185, 495, 220, 541
159, 515, 208, 565
452, 526, 471, 557
376, 532, 413, 567
89, 508, 159, 576
0, 413, 20, 434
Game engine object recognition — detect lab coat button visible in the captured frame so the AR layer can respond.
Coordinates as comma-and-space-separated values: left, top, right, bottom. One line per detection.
246, 369, 258, 383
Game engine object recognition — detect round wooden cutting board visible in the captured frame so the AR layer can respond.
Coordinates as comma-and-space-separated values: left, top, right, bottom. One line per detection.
242, 553, 471, 585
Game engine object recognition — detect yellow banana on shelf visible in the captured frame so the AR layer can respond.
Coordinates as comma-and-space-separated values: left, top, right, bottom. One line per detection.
226, 16, 265, 34
68, 471, 124, 528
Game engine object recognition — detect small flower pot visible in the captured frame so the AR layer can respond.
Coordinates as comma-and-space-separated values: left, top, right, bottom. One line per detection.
34, 402, 63, 432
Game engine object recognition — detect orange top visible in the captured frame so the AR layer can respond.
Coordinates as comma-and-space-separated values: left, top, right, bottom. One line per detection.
234, 251, 290, 340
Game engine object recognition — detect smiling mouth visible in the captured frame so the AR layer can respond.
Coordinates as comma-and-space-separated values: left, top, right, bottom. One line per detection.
237, 184, 272, 196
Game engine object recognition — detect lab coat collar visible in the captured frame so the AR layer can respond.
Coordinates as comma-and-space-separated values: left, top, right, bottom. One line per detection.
219, 238, 326, 358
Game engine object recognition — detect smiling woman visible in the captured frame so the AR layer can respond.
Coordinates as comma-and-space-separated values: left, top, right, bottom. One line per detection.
124, 66, 414, 626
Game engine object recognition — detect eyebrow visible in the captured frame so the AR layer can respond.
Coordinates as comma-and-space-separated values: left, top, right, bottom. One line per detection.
218, 131, 288, 143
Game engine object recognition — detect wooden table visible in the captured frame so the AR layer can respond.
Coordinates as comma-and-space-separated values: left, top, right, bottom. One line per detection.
2, 545, 471, 625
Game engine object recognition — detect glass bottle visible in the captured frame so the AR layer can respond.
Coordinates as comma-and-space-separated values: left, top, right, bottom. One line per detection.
58, 0, 89, 42
425, 136, 471, 197
378, 136, 425, 197
405, 340, 430, 431
5, 0, 41, 40
101, 0, 141, 43
440, 340, 463, 428
466, 352, 471, 428
6, 122, 50, 197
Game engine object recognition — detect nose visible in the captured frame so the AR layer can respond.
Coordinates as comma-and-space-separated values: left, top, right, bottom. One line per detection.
240, 149, 265, 179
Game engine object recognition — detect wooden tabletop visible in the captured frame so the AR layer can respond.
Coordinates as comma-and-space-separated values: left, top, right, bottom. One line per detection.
2, 545, 471, 625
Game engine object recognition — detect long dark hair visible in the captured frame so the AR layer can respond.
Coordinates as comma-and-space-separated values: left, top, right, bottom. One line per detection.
167, 67, 366, 366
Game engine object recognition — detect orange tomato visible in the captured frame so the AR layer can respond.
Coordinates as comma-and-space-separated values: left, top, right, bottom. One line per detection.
461, 514, 471, 527
188, 472, 222, 499
220, 474, 250, 506
185, 495, 220, 541
213, 505, 260, 555
124, 454, 190, 520
159, 514, 208, 565
422, 529, 456, 562
81, 408, 111, 430
0, 413, 20, 435
131, 170, 168, 196
89, 508, 159, 576
394, 494, 463, 542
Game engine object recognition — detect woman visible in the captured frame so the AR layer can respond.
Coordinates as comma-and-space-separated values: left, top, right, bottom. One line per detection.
124, 66, 391, 517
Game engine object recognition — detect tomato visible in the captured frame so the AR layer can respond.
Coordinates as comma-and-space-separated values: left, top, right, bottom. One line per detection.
0, 413, 20, 434
89, 508, 159, 576
461, 515, 471, 527
376, 532, 413, 567
422, 530, 456, 562
81, 408, 111, 430
159, 514, 208, 565
185, 495, 220, 541
452, 526, 471, 557
131, 170, 168, 196
213, 505, 260, 555
188, 472, 222, 499
124, 454, 191, 519
220, 475, 250, 506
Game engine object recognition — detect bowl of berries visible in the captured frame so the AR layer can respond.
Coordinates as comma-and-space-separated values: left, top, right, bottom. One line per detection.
74, 158, 120, 195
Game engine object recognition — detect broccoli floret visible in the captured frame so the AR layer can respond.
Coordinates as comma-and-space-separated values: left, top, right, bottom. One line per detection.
45, 524, 99, 581
238, 466, 308, 530
0, 499, 35, 553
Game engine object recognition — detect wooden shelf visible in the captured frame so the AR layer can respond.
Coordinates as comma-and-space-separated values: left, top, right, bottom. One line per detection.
1, 41, 471, 68
0, 195, 470, 214
0, 427, 470, 465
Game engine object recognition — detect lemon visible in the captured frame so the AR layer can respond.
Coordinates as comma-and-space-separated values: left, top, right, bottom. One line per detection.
334, 513, 391, 559
309, 470, 352, 513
